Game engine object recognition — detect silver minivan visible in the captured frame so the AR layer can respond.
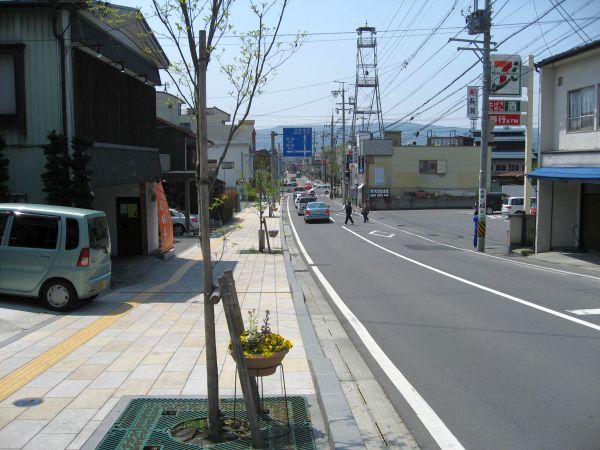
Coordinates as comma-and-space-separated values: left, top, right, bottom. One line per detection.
0, 204, 111, 311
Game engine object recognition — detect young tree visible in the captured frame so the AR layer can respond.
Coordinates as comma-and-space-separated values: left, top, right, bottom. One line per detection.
0, 136, 9, 202
89, 0, 304, 439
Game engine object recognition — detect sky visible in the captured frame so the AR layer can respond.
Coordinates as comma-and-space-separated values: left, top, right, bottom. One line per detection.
136, 0, 600, 134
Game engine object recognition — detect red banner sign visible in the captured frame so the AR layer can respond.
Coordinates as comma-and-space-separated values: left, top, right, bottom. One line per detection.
490, 113, 521, 126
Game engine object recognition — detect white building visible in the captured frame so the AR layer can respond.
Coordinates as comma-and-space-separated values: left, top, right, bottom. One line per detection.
155, 93, 255, 191
530, 40, 600, 252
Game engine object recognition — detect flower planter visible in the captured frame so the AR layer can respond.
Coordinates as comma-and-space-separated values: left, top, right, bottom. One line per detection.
267, 230, 278, 238
241, 350, 288, 376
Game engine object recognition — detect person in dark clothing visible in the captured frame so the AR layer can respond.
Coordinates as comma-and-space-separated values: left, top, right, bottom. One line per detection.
361, 203, 370, 223
345, 202, 354, 224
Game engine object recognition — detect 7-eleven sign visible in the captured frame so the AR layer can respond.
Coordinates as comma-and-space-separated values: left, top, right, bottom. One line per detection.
491, 54, 522, 97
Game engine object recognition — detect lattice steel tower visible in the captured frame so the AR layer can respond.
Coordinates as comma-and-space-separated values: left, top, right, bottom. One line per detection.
352, 25, 384, 140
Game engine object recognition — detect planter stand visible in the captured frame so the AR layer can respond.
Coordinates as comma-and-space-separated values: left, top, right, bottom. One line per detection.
233, 361, 290, 429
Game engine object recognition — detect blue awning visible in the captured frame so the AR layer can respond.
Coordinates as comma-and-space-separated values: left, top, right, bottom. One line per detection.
527, 167, 600, 183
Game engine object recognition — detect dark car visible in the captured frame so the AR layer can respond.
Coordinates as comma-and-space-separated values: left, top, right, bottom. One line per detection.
474, 192, 509, 214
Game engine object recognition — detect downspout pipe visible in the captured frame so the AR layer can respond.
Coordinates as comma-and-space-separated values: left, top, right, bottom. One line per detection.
51, 0, 68, 140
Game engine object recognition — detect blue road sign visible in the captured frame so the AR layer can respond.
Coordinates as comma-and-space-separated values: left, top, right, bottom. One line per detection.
282, 128, 312, 157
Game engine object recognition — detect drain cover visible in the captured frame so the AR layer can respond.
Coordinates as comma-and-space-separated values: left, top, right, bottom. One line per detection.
13, 398, 43, 407
294, 269, 309, 273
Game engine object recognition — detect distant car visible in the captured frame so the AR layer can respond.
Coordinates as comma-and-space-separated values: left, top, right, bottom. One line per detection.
297, 196, 317, 215
290, 176, 296, 182
529, 198, 537, 215
502, 197, 535, 216
169, 208, 199, 236
311, 184, 331, 196
473, 192, 509, 214
304, 202, 330, 223
304, 182, 313, 191
292, 186, 304, 194
295, 192, 315, 209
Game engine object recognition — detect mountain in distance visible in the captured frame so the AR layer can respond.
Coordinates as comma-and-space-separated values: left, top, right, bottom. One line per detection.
255, 121, 537, 152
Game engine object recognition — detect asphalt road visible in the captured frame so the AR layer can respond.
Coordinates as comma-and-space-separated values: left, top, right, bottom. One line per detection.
287, 194, 600, 450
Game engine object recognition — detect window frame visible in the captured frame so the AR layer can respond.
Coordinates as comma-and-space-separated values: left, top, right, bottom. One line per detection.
567, 85, 595, 132
0, 44, 26, 132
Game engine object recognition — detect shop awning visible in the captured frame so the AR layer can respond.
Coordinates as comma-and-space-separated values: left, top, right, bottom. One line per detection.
527, 167, 600, 183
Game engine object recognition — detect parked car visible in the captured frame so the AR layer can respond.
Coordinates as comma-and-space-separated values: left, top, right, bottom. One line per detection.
169, 208, 199, 236
473, 192, 509, 214
304, 202, 331, 223
502, 196, 536, 216
0, 203, 111, 311
297, 196, 317, 215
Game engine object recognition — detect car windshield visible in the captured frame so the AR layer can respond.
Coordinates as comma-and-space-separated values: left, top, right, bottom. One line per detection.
307, 202, 326, 209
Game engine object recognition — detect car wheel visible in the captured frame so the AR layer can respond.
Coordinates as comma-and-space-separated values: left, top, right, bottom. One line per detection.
173, 223, 185, 236
514, 210, 523, 216
40, 279, 77, 311
486, 206, 493, 215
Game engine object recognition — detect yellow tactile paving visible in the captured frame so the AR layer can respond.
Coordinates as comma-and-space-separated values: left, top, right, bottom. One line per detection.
0, 249, 206, 402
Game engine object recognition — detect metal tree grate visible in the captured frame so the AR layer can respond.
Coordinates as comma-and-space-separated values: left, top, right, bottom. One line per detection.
95, 397, 315, 450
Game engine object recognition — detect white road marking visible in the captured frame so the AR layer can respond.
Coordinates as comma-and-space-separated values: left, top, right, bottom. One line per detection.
369, 230, 395, 238
367, 217, 600, 281
342, 225, 600, 333
567, 309, 600, 316
286, 198, 464, 450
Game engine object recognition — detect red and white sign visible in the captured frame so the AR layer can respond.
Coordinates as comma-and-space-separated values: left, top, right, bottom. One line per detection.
467, 86, 479, 119
490, 54, 522, 97
490, 114, 522, 126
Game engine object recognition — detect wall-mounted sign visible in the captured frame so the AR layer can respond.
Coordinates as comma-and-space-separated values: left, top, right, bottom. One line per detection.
467, 86, 479, 119
369, 188, 389, 198
490, 54, 521, 97
358, 155, 365, 174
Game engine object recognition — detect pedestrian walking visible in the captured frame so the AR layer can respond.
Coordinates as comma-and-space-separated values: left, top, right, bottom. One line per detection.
361, 203, 370, 223
344, 202, 354, 224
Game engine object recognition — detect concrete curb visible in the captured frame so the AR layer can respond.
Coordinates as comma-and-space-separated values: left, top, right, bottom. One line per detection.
280, 205, 366, 450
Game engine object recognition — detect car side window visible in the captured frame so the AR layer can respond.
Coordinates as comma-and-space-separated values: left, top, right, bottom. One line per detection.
66, 218, 80, 250
8, 214, 59, 249
0, 212, 9, 243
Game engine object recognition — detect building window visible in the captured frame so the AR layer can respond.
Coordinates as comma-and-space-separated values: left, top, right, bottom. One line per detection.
568, 86, 595, 131
0, 44, 26, 131
419, 160, 437, 174
495, 164, 507, 172
419, 160, 446, 174
508, 164, 520, 171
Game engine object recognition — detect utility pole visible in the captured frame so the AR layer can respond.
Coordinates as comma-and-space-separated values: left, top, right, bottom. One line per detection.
333, 82, 348, 201
330, 114, 335, 197
196, 30, 219, 436
478, 0, 491, 252
453, 0, 493, 252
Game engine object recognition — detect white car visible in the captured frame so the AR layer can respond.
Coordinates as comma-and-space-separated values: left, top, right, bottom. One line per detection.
501, 197, 536, 216
169, 208, 199, 235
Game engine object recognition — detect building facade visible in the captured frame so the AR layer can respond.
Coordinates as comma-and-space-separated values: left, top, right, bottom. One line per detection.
0, 1, 169, 256
530, 40, 600, 252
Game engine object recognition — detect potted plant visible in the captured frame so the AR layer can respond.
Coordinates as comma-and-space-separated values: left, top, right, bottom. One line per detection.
267, 230, 278, 238
231, 309, 293, 376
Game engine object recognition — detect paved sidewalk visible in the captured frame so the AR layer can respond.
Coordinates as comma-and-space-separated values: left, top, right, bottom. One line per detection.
0, 208, 316, 449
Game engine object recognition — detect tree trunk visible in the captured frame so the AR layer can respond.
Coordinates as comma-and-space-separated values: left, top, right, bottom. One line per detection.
196, 30, 219, 438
